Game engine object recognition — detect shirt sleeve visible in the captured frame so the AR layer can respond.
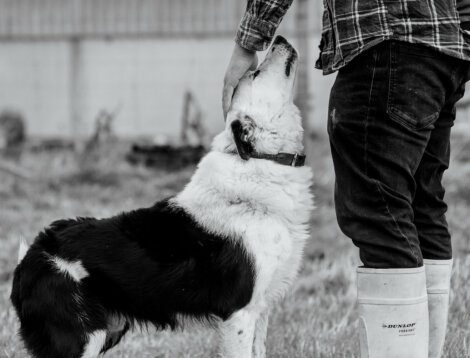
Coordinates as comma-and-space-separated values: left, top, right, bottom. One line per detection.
236, 0, 294, 51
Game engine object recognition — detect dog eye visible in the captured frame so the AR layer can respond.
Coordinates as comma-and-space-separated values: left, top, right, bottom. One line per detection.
252, 70, 260, 79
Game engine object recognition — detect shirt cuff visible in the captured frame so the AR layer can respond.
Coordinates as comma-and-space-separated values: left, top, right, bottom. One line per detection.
235, 12, 278, 51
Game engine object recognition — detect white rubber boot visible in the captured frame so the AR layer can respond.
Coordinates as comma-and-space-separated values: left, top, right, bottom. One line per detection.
424, 259, 453, 358
357, 267, 429, 358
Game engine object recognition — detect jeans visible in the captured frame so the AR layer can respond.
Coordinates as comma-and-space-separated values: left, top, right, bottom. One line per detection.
328, 40, 470, 268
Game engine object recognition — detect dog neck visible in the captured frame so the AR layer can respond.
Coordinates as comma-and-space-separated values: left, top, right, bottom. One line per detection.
172, 150, 314, 239
211, 130, 305, 167
245, 151, 305, 167
228, 150, 306, 167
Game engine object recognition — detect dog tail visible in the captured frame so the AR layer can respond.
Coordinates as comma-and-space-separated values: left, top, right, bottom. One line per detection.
18, 237, 29, 264
11, 232, 91, 358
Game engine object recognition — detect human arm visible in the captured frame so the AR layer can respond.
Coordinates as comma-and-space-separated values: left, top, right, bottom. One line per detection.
222, 0, 294, 118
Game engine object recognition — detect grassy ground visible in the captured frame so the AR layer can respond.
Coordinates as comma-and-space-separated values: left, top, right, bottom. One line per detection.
1, 133, 470, 358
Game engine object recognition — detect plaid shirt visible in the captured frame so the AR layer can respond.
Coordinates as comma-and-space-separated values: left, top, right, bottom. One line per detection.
236, 0, 470, 75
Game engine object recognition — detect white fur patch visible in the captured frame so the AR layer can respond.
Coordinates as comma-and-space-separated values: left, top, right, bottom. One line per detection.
173, 150, 314, 311
51, 257, 89, 282
81, 330, 106, 358
18, 238, 29, 264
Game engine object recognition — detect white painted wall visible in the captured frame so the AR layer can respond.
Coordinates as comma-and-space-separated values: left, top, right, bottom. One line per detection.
0, 36, 335, 139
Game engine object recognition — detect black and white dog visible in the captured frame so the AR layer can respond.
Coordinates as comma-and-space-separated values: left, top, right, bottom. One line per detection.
11, 36, 314, 358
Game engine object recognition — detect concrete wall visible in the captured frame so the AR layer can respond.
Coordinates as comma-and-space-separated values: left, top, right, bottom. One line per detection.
0, 36, 336, 139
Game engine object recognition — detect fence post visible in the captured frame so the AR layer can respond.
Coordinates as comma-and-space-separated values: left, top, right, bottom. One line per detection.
295, 0, 312, 156
70, 36, 84, 144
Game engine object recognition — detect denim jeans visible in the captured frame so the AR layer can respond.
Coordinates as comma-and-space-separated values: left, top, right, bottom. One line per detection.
328, 40, 470, 268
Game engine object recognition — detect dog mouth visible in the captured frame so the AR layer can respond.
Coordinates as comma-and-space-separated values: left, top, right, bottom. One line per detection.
272, 36, 298, 77
285, 51, 298, 77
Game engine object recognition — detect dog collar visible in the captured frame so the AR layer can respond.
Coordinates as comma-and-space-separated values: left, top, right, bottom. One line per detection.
230, 151, 306, 167
250, 152, 306, 167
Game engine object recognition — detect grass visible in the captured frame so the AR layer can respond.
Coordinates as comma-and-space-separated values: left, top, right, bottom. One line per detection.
1, 133, 470, 358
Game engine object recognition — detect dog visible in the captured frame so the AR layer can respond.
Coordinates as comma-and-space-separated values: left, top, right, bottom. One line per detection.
11, 36, 314, 358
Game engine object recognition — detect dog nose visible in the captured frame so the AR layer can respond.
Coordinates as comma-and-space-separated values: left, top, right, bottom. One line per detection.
272, 36, 296, 55
273, 36, 289, 46
273, 35, 294, 50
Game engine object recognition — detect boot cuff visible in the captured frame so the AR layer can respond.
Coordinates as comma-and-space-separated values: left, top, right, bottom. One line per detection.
357, 267, 427, 303
424, 259, 453, 294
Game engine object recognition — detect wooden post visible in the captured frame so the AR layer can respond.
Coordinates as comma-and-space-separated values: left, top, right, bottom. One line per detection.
70, 37, 84, 145
295, 0, 312, 157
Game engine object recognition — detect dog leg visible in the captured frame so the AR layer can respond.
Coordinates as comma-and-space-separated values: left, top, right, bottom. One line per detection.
252, 309, 269, 358
218, 309, 256, 358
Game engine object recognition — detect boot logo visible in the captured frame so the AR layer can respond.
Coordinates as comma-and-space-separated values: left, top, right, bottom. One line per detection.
381, 322, 416, 336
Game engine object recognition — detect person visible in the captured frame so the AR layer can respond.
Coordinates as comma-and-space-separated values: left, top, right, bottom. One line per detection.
222, 1, 470, 357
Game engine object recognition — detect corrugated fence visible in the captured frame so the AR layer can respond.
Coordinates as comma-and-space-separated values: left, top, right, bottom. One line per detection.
0, 0, 321, 39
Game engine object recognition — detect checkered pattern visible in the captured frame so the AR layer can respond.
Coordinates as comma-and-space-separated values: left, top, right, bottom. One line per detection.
236, 0, 294, 51
459, 0, 470, 23
236, 0, 470, 74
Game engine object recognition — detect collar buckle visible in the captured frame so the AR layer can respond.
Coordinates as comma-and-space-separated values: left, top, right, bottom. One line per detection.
291, 153, 299, 167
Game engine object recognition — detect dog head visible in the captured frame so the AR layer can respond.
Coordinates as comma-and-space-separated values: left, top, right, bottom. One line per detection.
214, 36, 304, 159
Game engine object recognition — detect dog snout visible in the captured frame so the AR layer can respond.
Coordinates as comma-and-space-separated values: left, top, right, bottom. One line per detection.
270, 36, 298, 76
273, 35, 290, 48
285, 51, 298, 77
272, 36, 296, 55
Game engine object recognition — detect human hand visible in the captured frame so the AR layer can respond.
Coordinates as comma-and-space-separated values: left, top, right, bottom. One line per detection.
222, 44, 258, 119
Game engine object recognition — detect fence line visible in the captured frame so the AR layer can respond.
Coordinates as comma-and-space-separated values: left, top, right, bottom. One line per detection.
0, 0, 321, 40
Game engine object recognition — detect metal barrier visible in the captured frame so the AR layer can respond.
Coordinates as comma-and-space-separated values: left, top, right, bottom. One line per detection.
0, 0, 321, 39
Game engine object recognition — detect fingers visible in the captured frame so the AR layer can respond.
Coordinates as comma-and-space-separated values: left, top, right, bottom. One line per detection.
222, 44, 258, 120
222, 61, 256, 120
222, 83, 235, 120
222, 60, 243, 120
249, 57, 258, 71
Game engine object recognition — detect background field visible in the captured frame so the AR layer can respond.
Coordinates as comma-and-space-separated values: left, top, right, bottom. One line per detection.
1, 130, 470, 358
1, 0, 470, 357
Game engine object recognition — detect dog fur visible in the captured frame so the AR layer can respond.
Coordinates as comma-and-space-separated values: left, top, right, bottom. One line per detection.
11, 36, 314, 358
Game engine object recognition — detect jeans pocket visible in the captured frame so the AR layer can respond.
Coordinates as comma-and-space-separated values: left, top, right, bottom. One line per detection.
386, 44, 445, 131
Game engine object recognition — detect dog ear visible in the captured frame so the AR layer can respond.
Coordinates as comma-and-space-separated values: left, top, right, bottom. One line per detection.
231, 118, 255, 160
